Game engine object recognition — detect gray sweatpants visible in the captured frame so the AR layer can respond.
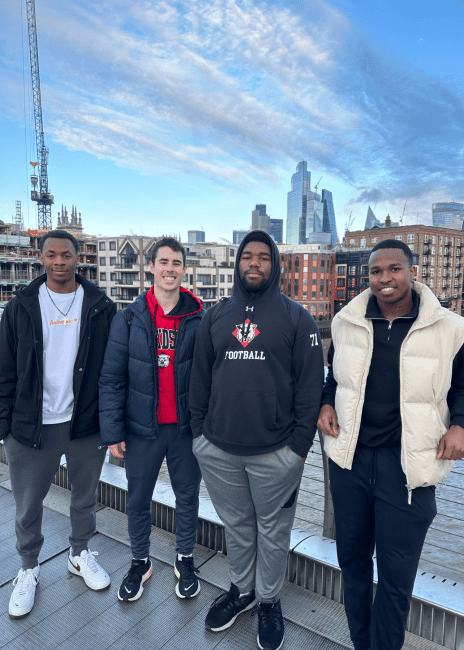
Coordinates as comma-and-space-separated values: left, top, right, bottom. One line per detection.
193, 436, 304, 602
4, 422, 106, 569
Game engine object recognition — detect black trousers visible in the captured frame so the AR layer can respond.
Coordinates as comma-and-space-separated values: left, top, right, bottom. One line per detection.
329, 446, 436, 650
124, 424, 202, 558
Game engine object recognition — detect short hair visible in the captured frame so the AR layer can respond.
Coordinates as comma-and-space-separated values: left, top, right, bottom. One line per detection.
39, 230, 79, 254
151, 237, 186, 267
369, 239, 413, 267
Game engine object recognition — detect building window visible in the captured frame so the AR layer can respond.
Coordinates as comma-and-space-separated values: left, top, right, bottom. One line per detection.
304, 254, 308, 260
371, 237, 378, 243
395, 235, 402, 241
432, 236, 436, 244
312, 291, 316, 298
303, 278, 308, 285
99, 242, 105, 251
337, 266, 346, 275
431, 257, 435, 265
430, 268, 435, 277
409, 245, 414, 252
110, 257, 116, 266
302, 291, 307, 297
220, 288, 225, 296
100, 272, 106, 281
230, 249, 235, 257
303, 266, 308, 272
228, 275, 233, 282
337, 290, 345, 299
111, 288, 117, 296
440, 237, 443, 245
220, 275, 225, 282
197, 275, 212, 284
350, 239, 355, 245
429, 279, 434, 288
360, 238, 366, 248
100, 258, 106, 266
424, 234, 428, 243
337, 278, 345, 287
111, 273, 116, 281
110, 242, 116, 250
407, 234, 414, 243
228, 288, 232, 296
348, 266, 357, 275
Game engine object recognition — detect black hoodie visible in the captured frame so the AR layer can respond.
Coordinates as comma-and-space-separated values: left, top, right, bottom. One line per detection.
189, 231, 324, 457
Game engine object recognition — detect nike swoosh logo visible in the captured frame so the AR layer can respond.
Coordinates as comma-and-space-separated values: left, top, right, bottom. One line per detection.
185, 583, 195, 591
124, 586, 131, 593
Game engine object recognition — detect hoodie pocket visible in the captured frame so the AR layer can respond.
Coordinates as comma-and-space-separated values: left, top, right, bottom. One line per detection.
211, 387, 277, 446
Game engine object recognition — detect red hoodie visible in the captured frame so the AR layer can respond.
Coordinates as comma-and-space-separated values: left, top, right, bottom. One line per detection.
146, 286, 202, 424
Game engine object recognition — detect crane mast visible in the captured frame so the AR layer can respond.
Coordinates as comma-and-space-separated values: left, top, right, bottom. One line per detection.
26, 0, 53, 230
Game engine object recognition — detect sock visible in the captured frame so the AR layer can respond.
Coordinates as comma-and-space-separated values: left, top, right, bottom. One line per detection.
133, 556, 148, 563
177, 553, 193, 561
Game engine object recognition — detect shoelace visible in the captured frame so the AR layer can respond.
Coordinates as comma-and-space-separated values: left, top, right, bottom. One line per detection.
210, 589, 234, 608
13, 570, 36, 595
124, 561, 147, 585
252, 603, 279, 630
82, 551, 100, 574
179, 557, 199, 581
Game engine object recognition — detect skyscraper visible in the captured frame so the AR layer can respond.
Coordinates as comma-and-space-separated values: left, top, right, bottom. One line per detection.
188, 230, 205, 244
286, 162, 337, 247
286, 162, 311, 245
364, 206, 382, 230
251, 204, 270, 233
432, 202, 464, 230
233, 230, 248, 245
270, 218, 283, 243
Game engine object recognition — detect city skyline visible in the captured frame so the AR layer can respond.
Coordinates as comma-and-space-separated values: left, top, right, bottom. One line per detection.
1, 0, 464, 240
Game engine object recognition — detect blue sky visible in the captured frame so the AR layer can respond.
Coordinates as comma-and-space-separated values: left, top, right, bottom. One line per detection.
1, 0, 463, 240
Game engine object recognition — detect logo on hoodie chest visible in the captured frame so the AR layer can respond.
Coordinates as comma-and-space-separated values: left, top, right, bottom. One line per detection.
232, 319, 260, 348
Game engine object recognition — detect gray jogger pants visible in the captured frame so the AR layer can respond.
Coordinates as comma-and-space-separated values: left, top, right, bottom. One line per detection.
193, 436, 304, 602
4, 422, 106, 569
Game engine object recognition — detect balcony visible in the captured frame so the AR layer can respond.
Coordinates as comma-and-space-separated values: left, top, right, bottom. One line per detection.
423, 246, 431, 255
114, 263, 133, 270
444, 250, 451, 257
116, 278, 136, 285
422, 260, 429, 267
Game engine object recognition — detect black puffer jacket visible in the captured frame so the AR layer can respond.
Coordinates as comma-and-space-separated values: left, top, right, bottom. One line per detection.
99, 287, 204, 446
0, 274, 116, 449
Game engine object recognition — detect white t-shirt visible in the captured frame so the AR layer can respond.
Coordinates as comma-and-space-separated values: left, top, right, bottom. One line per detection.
38, 282, 84, 424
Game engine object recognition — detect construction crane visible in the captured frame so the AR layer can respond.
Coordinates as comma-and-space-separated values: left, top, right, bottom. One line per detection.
345, 211, 355, 233
400, 201, 407, 226
220, 237, 233, 244
26, 0, 53, 230
314, 176, 323, 193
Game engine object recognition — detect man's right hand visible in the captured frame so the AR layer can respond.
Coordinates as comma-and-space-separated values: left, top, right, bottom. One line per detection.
109, 442, 126, 458
317, 404, 339, 438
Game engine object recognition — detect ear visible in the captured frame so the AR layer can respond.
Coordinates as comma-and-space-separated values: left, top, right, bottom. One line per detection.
410, 265, 416, 282
149, 261, 155, 273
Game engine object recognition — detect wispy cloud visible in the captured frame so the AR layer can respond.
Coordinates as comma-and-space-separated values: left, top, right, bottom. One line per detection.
2, 0, 464, 207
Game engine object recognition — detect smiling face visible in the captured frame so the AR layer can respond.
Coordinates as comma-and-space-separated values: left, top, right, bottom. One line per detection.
149, 245, 186, 295
39, 238, 78, 292
239, 241, 272, 294
369, 248, 415, 311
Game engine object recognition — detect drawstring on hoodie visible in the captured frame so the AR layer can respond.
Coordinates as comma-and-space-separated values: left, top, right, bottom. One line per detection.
369, 448, 378, 485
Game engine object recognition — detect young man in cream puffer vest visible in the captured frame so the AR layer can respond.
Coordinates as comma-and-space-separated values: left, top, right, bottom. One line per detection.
318, 239, 464, 650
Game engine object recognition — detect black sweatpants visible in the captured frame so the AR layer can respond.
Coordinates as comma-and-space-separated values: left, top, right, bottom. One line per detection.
124, 424, 202, 558
329, 446, 436, 650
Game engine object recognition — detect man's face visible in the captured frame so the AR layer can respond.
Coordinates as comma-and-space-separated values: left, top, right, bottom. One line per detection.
239, 241, 272, 293
149, 246, 186, 293
369, 248, 415, 307
39, 238, 77, 285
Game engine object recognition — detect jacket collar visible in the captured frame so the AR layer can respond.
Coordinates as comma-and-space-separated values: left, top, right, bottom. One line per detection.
338, 281, 445, 328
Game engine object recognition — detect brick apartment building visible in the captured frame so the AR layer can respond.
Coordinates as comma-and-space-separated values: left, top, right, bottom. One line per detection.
278, 244, 333, 320
339, 217, 464, 314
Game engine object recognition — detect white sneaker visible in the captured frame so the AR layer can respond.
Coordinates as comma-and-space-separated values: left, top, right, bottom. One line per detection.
9, 566, 40, 618
68, 549, 111, 590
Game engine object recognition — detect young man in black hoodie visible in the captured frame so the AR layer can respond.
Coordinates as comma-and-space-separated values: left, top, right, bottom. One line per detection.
189, 231, 324, 650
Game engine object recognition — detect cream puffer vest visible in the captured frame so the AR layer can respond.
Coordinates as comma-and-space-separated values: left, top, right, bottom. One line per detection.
324, 281, 464, 494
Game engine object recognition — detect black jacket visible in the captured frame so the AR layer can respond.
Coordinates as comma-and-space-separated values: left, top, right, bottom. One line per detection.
0, 274, 116, 449
99, 288, 204, 445
189, 231, 324, 457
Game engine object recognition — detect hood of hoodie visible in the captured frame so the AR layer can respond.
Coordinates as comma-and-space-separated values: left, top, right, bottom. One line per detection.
233, 230, 281, 302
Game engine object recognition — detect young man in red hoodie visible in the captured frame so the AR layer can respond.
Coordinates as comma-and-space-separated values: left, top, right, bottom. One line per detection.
99, 237, 204, 602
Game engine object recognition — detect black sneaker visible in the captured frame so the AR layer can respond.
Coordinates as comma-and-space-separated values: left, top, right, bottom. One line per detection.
254, 600, 284, 650
205, 583, 256, 632
174, 555, 200, 599
117, 559, 152, 602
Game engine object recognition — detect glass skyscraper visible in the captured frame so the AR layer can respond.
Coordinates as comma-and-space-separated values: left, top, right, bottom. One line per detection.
364, 206, 382, 230
270, 218, 283, 243
286, 161, 338, 246
286, 162, 311, 245
432, 202, 464, 230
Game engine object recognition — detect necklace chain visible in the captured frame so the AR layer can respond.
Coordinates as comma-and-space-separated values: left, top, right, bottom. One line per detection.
45, 282, 78, 321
